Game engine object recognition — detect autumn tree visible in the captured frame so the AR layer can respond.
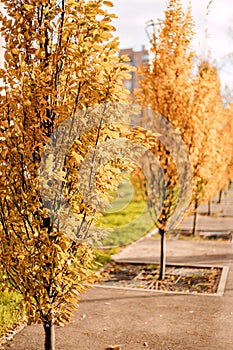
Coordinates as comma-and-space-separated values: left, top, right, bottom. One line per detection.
136, 0, 233, 247
215, 103, 233, 203
0, 1, 134, 349
135, 0, 194, 279
188, 61, 231, 230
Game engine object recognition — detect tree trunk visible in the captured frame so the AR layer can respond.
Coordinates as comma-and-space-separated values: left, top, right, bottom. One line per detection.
159, 228, 166, 280
217, 189, 223, 204
207, 200, 211, 216
44, 321, 55, 350
192, 199, 198, 236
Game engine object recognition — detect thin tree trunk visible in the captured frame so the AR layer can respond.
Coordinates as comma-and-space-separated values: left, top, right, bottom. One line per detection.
44, 321, 55, 350
207, 200, 211, 216
217, 189, 223, 204
192, 199, 198, 236
159, 228, 166, 280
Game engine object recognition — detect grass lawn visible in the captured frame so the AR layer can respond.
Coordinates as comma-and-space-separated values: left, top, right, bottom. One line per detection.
0, 289, 24, 337
97, 179, 154, 247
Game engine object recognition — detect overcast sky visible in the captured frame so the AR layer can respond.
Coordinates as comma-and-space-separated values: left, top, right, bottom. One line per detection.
112, 0, 233, 86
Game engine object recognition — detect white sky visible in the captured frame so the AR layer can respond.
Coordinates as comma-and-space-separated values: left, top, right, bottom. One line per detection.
112, 0, 233, 86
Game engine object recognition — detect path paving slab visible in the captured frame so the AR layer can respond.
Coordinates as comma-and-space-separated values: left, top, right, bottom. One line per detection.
177, 214, 233, 232
113, 238, 233, 266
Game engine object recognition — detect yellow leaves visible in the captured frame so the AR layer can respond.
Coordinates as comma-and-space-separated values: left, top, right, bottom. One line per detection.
120, 54, 131, 62
86, 1, 99, 9
11, 48, 19, 55
100, 23, 114, 32
22, 4, 34, 12
119, 72, 132, 80
34, 48, 46, 59
23, 100, 31, 107
92, 43, 103, 52
103, 1, 114, 7
135, 0, 232, 221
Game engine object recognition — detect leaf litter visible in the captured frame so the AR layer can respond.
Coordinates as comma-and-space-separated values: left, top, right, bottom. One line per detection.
96, 262, 222, 294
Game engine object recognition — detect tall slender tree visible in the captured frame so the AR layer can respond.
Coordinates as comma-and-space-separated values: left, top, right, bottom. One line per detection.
136, 0, 195, 279
0, 1, 132, 349
188, 61, 230, 231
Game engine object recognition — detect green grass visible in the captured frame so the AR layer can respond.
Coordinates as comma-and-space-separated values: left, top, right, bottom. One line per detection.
94, 247, 119, 266
0, 289, 24, 337
97, 180, 154, 247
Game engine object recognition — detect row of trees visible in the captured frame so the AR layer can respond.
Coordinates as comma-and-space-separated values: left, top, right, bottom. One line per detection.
133, 0, 233, 279
0, 0, 232, 348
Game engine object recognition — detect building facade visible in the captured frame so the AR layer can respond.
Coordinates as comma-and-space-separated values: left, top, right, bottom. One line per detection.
120, 46, 149, 94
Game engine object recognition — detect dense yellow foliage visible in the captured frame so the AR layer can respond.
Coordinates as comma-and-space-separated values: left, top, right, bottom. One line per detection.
135, 0, 233, 225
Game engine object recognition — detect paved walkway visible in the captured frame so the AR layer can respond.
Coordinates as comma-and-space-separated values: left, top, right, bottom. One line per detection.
113, 236, 233, 266
2, 190, 233, 349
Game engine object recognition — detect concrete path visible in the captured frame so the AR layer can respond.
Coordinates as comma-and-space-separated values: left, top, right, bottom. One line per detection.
113, 237, 233, 266
177, 213, 233, 232
113, 188, 233, 266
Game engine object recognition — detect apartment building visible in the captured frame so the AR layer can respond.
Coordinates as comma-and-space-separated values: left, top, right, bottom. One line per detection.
120, 46, 149, 94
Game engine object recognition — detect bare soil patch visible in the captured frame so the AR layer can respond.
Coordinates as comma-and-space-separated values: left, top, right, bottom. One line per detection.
96, 262, 222, 295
